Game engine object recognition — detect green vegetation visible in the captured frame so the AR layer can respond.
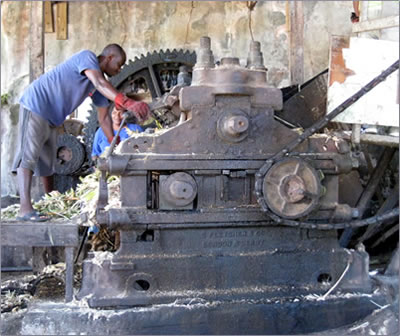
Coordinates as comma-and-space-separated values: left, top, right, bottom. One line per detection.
1, 93, 9, 105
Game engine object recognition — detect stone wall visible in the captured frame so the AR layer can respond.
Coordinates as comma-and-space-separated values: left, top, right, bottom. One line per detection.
1, 1, 354, 196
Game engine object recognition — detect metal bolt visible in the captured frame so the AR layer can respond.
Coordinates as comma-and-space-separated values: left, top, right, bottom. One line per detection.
224, 115, 249, 136
195, 36, 215, 69
247, 41, 266, 70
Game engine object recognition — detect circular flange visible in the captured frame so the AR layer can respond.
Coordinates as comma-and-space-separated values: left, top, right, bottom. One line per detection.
262, 157, 321, 219
55, 134, 85, 175
216, 109, 249, 143
161, 172, 198, 207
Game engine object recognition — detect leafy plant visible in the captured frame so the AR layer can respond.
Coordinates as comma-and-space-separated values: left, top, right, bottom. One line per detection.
1, 93, 9, 105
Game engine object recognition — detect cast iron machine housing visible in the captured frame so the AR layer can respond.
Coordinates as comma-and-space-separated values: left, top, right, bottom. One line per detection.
77, 37, 395, 332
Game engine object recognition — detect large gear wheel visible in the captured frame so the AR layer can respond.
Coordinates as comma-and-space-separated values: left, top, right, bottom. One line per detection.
82, 49, 196, 163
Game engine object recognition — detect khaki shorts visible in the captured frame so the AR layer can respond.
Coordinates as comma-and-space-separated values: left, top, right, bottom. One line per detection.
12, 106, 58, 177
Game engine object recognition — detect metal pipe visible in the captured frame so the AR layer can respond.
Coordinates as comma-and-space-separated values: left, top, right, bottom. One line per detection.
340, 147, 396, 246
357, 148, 396, 218
106, 115, 128, 158
148, 64, 162, 97
357, 180, 399, 244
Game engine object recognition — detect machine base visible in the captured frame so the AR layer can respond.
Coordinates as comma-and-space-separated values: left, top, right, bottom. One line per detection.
2, 291, 394, 335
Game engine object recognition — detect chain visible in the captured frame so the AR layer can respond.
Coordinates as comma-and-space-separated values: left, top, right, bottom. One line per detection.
255, 60, 399, 229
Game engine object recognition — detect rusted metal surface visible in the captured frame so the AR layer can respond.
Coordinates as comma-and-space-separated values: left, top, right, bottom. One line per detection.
255, 59, 399, 230
262, 157, 322, 219
277, 69, 328, 128
74, 37, 399, 333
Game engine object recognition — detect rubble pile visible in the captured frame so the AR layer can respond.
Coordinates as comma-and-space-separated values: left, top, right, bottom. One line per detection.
1, 263, 82, 313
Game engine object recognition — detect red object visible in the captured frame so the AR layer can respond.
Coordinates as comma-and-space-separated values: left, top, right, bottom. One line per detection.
351, 12, 359, 23
114, 93, 150, 122
107, 135, 120, 145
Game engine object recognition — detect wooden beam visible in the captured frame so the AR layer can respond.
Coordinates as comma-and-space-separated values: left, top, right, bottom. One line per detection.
1, 220, 79, 247
56, 2, 68, 40
352, 15, 399, 33
29, 1, 44, 82
2, 220, 78, 302
337, 131, 399, 148
288, 1, 304, 85
44, 1, 54, 33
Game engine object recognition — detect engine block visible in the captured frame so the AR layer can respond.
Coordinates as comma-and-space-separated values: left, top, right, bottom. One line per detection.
78, 37, 372, 311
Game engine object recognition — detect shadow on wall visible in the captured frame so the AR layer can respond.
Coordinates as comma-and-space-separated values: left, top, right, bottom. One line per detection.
1, 103, 19, 197
1, 75, 29, 197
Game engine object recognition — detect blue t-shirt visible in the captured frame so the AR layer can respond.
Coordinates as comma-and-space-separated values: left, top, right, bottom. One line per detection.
20, 50, 109, 126
91, 124, 143, 157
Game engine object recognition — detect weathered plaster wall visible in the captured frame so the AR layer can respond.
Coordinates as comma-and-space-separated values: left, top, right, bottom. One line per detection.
303, 1, 355, 80
1, 1, 354, 196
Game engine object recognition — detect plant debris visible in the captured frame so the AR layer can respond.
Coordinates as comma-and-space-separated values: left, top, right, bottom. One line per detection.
1, 171, 104, 220
1, 170, 122, 252
1, 170, 120, 221
1, 263, 83, 313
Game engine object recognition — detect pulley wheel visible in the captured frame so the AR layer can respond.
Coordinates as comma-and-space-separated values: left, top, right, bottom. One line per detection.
55, 134, 85, 175
262, 157, 322, 219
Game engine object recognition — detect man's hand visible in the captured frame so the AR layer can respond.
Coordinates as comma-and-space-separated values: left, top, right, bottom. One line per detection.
115, 93, 151, 122
351, 12, 359, 23
107, 135, 120, 146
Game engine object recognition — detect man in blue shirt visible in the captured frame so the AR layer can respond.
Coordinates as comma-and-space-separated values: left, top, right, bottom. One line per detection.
91, 106, 143, 160
12, 44, 151, 221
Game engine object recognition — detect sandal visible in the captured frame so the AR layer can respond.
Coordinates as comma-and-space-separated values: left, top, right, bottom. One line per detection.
16, 211, 50, 222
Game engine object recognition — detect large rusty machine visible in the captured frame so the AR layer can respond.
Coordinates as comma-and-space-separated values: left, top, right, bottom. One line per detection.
76, 37, 398, 334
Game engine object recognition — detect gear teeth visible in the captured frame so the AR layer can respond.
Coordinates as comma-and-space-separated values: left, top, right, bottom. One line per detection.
83, 48, 196, 159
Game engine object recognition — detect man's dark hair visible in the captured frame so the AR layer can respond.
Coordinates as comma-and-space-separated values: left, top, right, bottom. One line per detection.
100, 44, 126, 59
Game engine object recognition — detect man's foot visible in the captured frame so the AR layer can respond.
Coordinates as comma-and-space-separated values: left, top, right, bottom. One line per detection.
16, 210, 50, 222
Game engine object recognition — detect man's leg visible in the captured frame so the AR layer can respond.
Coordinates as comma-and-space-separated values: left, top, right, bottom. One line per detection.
17, 167, 34, 216
14, 107, 54, 220
42, 175, 54, 194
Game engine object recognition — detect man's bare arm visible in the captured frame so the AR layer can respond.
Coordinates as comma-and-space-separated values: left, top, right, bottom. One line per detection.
84, 69, 119, 101
97, 105, 114, 143
84, 68, 151, 123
